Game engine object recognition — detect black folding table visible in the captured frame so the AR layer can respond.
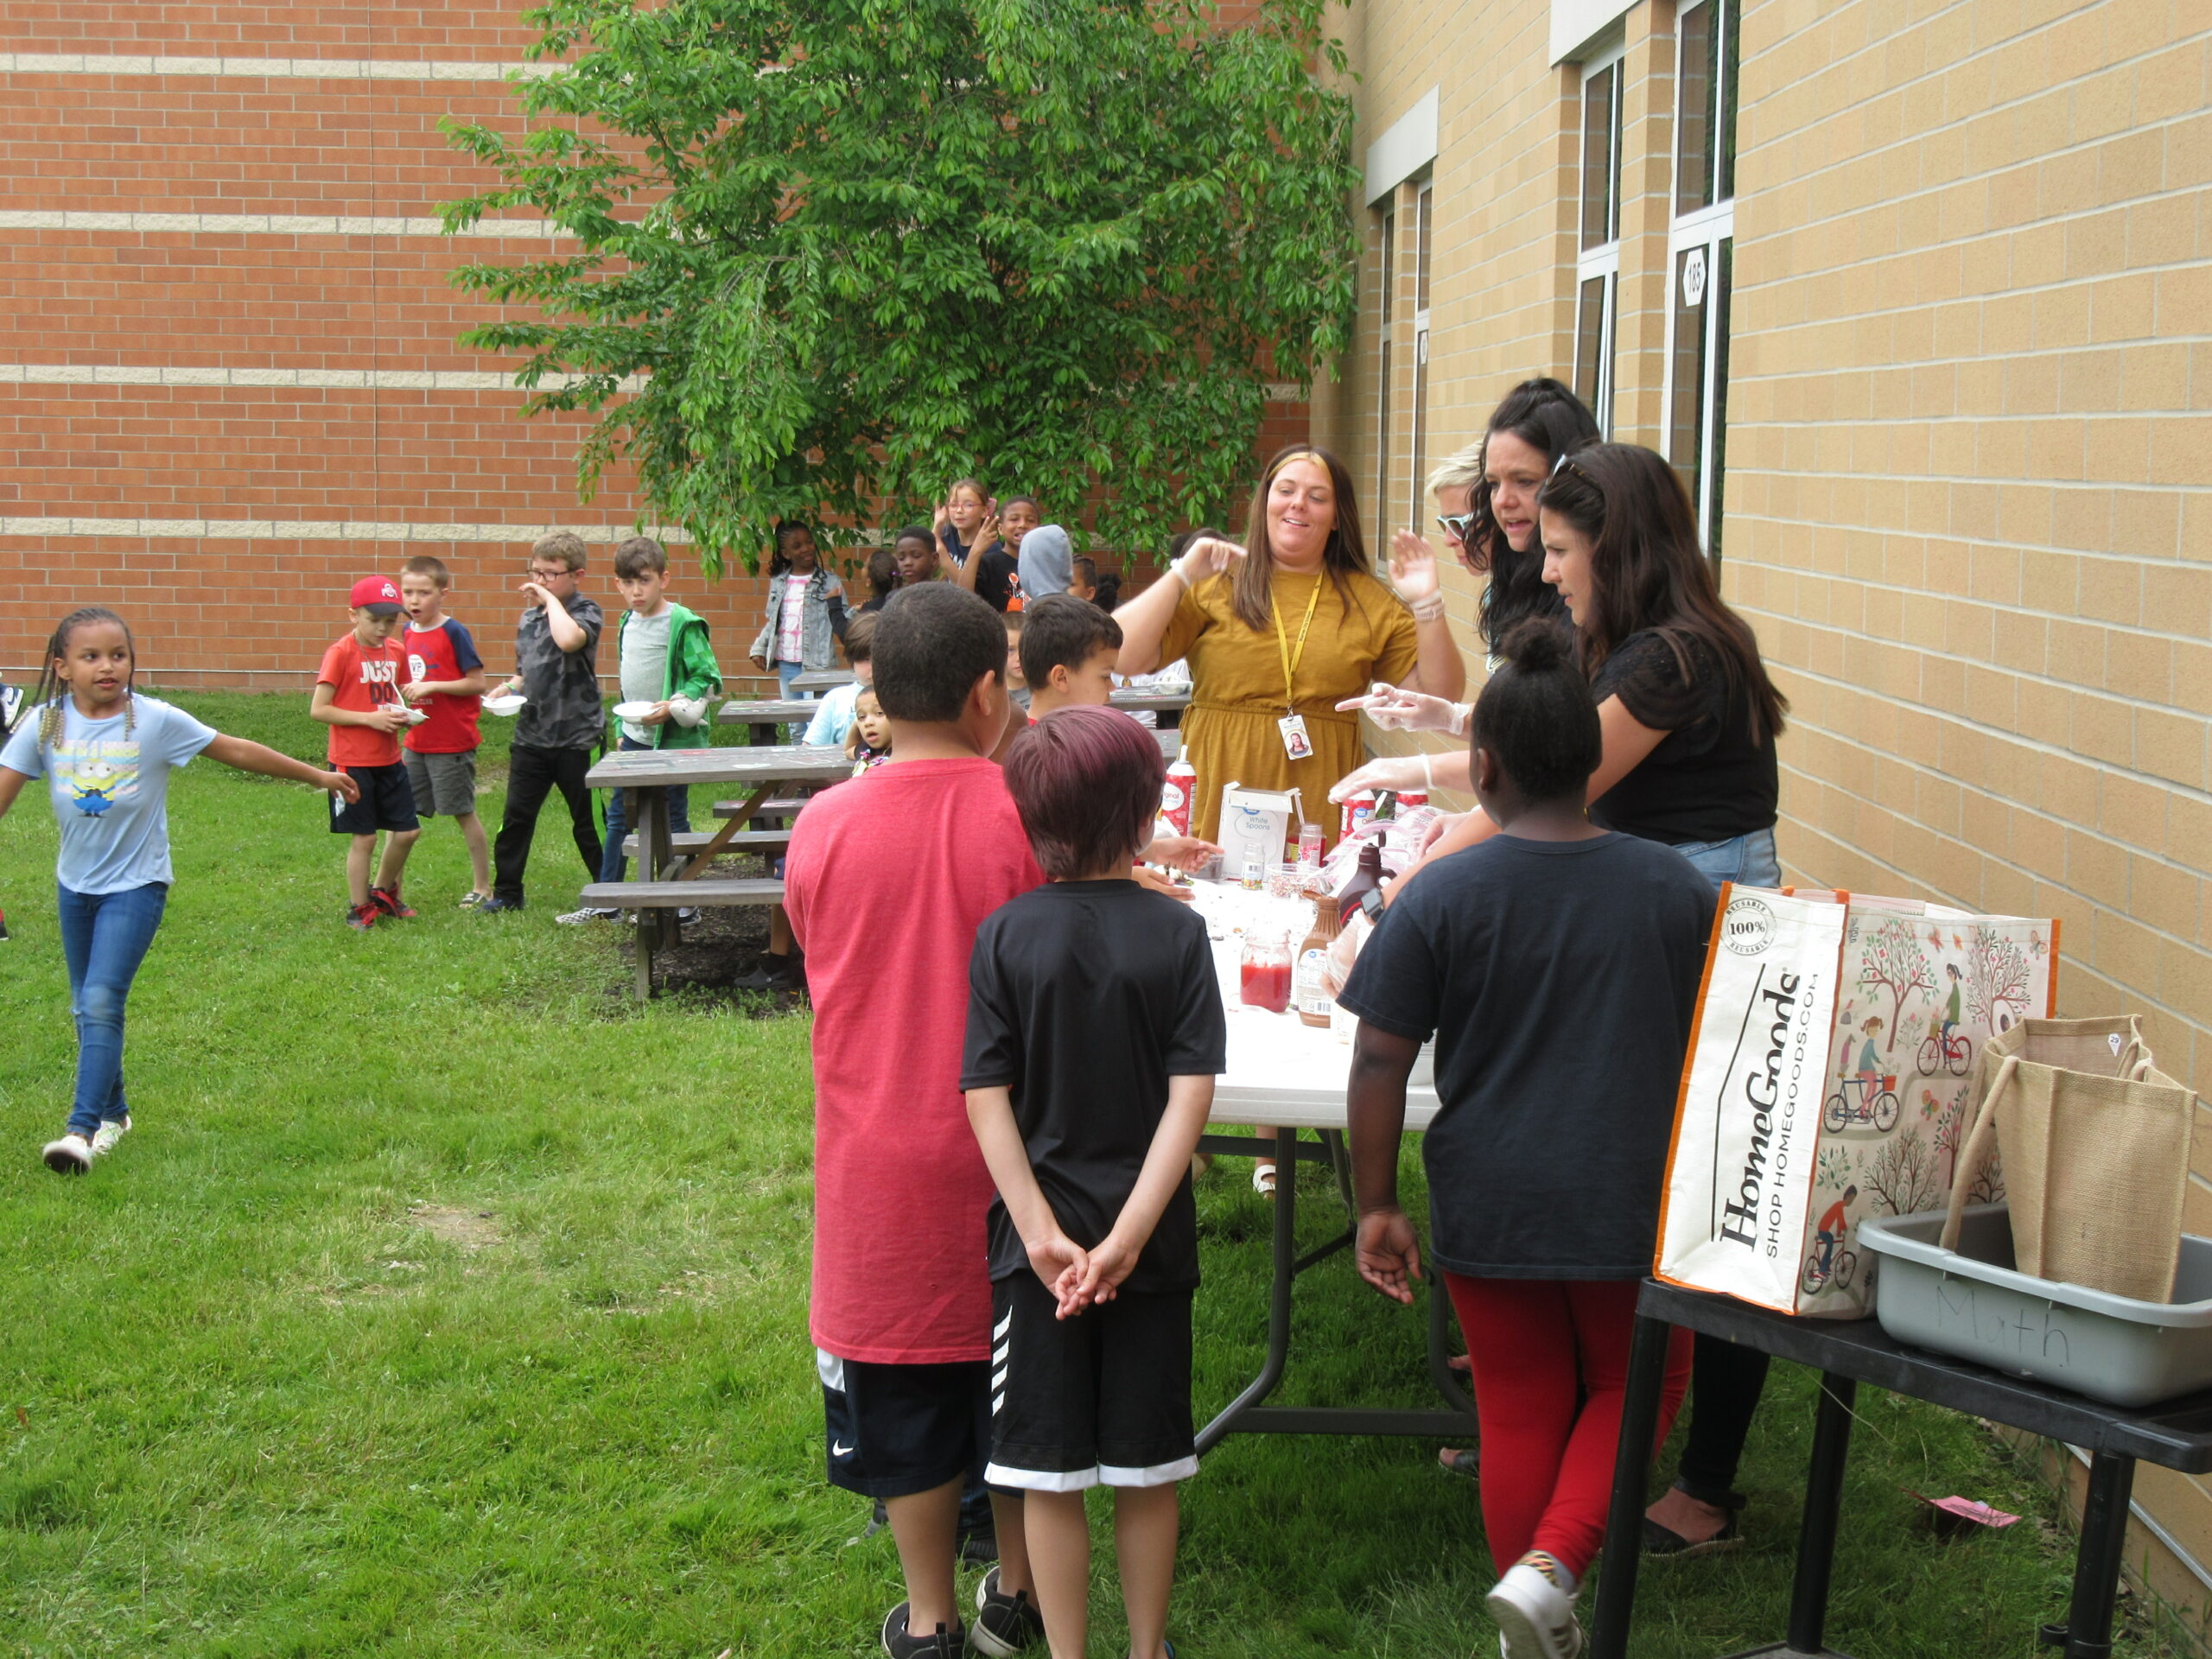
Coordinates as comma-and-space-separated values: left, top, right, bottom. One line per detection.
1591, 1279, 2212, 1659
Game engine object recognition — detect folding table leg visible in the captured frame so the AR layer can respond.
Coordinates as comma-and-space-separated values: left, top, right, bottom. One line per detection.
1195, 1127, 1298, 1454
1784, 1372, 1858, 1657
1588, 1310, 1675, 1659
2058, 1452, 2136, 1659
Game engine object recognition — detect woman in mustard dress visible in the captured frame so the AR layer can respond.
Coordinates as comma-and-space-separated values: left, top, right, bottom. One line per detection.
1116, 444, 1467, 1192
1115, 445, 1467, 848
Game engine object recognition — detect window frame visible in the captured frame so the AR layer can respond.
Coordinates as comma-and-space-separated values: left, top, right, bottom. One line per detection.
1408, 179, 1434, 536
1662, 0, 1738, 560
1573, 41, 1625, 439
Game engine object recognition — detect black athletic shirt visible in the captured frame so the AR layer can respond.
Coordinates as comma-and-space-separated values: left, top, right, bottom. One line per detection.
1338, 833, 1713, 1278
961, 880, 1228, 1292
1589, 629, 1778, 845
938, 525, 1020, 613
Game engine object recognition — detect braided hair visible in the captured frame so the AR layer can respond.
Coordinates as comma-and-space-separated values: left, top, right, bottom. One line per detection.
20, 607, 137, 749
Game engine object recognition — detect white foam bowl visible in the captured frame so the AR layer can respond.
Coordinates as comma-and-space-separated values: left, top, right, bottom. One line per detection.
482, 695, 526, 716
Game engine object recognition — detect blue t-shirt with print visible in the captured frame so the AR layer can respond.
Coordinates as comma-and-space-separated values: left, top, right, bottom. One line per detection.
0, 695, 218, 893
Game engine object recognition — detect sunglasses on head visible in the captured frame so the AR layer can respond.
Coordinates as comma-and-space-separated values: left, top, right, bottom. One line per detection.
1434, 512, 1476, 541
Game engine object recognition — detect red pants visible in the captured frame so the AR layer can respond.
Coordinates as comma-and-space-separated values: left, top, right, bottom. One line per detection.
1444, 1273, 1693, 1578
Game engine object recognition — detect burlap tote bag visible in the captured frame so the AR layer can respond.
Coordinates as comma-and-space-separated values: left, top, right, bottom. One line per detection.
1941, 1015, 2193, 1303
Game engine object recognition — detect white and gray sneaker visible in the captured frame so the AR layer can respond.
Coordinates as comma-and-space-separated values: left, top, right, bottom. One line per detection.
1486, 1553, 1583, 1659
91, 1116, 131, 1157
554, 906, 621, 925
41, 1132, 93, 1175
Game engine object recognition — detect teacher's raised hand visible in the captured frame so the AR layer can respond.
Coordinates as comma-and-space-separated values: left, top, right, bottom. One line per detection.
1386, 526, 1441, 603
1173, 535, 1246, 587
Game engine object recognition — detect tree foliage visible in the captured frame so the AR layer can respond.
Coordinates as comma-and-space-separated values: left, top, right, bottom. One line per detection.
442, 0, 1363, 575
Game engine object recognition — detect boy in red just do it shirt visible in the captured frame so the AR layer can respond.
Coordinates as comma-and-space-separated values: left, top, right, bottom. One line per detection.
310, 576, 422, 931
783, 582, 1047, 1659
396, 556, 492, 906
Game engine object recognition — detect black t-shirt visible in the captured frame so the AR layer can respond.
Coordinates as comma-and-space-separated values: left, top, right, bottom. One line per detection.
1589, 630, 1778, 845
1338, 833, 1713, 1278
961, 880, 1228, 1291
939, 525, 1020, 613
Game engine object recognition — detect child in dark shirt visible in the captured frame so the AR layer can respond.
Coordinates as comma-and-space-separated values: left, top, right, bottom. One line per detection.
1340, 621, 1711, 1659
963, 705, 1226, 1659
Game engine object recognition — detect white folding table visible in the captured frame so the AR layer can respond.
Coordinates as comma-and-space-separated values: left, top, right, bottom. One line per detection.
1187, 880, 1472, 1452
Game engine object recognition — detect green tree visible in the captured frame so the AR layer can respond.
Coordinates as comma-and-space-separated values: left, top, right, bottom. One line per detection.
442, 0, 1362, 575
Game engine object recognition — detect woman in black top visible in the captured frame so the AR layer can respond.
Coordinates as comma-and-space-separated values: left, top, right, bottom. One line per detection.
1378, 442, 1785, 892
1330, 378, 1596, 802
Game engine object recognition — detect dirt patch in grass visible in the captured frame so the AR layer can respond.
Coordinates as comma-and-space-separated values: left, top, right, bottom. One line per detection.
410, 1204, 503, 1250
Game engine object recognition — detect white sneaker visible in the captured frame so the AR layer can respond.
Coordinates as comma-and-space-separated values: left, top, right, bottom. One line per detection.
41, 1133, 92, 1175
90, 1116, 131, 1157
1486, 1557, 1583, 1659
554, 906, 620, 925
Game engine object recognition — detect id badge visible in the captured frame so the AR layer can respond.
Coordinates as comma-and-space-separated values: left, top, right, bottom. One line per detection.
1277, 712, 1313, 760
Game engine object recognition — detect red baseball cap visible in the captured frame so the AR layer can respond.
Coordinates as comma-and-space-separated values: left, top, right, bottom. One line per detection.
349, 575, 404, 615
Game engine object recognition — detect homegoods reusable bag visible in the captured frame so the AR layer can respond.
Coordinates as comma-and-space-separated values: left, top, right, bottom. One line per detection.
1656, 886, 2058, 1318
1941, 1015, 2196, 1303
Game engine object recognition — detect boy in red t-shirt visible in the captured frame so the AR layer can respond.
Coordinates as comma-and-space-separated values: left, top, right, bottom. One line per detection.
784, 582, 1046, 1659
396, 556, 492, 905
310, 576, 422, 930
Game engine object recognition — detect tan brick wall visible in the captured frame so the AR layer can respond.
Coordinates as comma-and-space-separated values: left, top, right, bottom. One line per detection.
1333, 0, 2212, 1622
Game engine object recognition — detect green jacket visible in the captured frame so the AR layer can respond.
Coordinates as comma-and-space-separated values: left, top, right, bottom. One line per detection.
616, 602, 722, 750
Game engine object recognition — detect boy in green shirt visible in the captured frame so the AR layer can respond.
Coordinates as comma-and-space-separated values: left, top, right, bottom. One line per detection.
562, 536, 723, 921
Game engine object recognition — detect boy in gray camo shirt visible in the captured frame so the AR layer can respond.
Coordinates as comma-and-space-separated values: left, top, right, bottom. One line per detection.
480, 531, 605, 912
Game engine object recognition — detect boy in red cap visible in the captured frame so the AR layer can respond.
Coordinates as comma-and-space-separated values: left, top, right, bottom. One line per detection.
311, 576, 423, 929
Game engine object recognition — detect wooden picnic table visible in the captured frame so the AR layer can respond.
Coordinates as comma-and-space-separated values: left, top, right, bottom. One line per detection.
582, 744, 854, 999
1112, 685, 1191, 729
788, 668, 851, 695
715, 698, 827, 745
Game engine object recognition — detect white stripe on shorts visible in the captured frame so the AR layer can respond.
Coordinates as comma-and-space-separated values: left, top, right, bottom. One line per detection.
985, 1460, 1099, 1493
1097, 1456, 1199, 1489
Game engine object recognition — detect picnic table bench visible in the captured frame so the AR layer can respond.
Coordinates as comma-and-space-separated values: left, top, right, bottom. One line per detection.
581, 743, 853, 998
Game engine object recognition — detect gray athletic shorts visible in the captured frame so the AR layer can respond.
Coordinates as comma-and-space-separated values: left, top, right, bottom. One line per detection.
403, 747, 480, 817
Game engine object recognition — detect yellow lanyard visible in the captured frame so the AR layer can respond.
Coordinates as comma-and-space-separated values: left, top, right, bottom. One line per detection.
1273, 576, 1325, 710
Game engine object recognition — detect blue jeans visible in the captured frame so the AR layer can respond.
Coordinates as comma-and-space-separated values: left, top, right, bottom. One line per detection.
1671, 827, 1782, 893
599, 735, 694, 884
56, 880, 169, 1135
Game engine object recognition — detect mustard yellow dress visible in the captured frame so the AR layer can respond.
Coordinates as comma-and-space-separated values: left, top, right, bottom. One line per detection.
1158, 566, 1421, 849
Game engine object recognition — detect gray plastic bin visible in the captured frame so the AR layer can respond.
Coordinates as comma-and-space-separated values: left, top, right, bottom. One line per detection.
1859, 1205, 2212, 1408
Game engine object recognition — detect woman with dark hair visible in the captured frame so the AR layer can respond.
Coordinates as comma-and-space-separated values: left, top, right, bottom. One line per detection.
1369, 442, 1787, 1544
1114, 445, 1465, 1194
1330, 378, 1597, 801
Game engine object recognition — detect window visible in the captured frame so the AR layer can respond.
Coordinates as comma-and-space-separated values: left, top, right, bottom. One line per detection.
1574, 48, 1623, 437
1376, 206, 1395, 533
1666, 0, 1738, 560
1408, 181, 1433, 533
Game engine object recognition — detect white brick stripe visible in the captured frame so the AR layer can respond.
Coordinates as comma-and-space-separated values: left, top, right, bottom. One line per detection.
0, 516, 688, 543
0, 53, 552, 81
0, 209, 564, 239
0, 363, 643, 392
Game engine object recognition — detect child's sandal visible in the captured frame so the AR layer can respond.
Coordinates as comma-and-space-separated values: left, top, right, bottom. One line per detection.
1252, 1162, 1276, 1198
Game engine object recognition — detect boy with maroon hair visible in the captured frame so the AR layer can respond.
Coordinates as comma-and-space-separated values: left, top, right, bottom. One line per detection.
784, 582, 1045, 1659
963, 706, 1224, 1659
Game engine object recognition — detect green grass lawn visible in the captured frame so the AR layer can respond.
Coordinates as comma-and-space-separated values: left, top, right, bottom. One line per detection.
0, 690, 2184, 1656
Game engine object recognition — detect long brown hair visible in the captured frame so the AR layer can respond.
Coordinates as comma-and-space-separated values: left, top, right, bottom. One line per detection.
1535, 444, 1788, 745
1230, 444, 1372, 633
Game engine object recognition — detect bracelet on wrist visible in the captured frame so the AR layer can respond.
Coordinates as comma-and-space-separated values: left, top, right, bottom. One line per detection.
1421, 753, 1435, 788
1409, 592, 1446, 623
